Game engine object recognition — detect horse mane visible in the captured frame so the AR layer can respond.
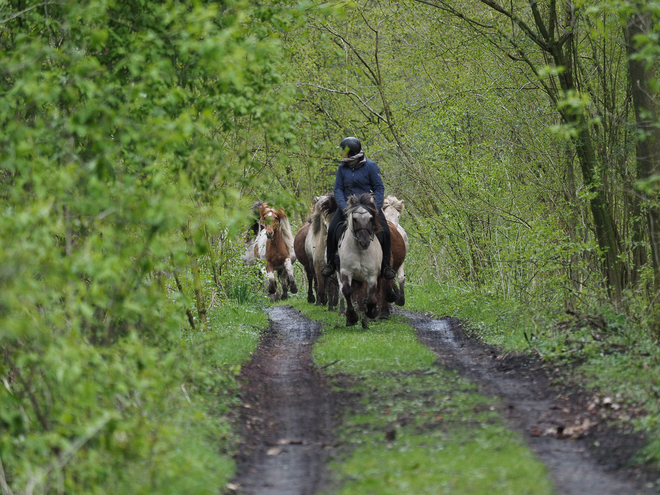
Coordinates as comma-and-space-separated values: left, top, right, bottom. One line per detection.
277, 208, 296, 255
319, 194, 337, 216
346, 193, 381, 233
310, 194, 337, 236
383, 195, 404, 214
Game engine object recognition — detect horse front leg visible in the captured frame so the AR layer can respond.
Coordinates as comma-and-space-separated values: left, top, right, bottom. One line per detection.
316, 266, 328, 306
383, 277, 397, 304
326, 274, 339, 311
284, 258, 297, 295
278, 268, 289, 300
265, 263, 278, 297
340, 273, 358, 326
305, 266, 316, 304
365, 278, 379, 319
396, 263, 405, 306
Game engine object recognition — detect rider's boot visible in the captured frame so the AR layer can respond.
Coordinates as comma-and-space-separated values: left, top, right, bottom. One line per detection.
321, 263, 335, 277
382, 265, 396, 280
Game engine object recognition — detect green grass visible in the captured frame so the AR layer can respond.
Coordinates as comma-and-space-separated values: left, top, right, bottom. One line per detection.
285, 297, 555, 495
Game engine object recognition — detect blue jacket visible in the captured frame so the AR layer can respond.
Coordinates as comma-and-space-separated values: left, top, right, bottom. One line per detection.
333, 158, 385, 212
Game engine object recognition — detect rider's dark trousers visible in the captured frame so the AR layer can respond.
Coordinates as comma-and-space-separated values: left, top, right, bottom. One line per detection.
326, 208, 391, 269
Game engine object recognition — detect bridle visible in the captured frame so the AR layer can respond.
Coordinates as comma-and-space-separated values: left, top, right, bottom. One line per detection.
348, 207, 375, 242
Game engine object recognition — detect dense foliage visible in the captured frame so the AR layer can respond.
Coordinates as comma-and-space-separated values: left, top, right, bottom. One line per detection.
0, 0, 294, 492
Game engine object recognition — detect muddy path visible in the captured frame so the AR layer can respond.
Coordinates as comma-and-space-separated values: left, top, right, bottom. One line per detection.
232, 306, 335, 495
233, 305, 655, 495
403, 310, 654, 495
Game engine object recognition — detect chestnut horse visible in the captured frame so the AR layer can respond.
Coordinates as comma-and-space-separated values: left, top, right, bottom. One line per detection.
375, 221, 407, 319
337, 194, 383, 326
243, 203, 297, 300
382, 196, 408, 306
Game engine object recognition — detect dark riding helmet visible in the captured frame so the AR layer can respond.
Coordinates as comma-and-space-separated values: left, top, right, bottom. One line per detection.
339, 137, 361, 157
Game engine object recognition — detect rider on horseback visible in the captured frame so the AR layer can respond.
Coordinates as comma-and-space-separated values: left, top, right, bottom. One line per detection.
321, 137, 396, 281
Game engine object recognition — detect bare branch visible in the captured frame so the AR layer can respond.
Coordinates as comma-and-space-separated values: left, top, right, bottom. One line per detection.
302, 83, 389, 124
478, 0, 550, 51
315, 22, 380, 86
0, 2, 60, 25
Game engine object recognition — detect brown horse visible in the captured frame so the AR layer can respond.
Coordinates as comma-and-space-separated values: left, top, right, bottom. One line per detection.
382, 196, 408, 306
376, 221, 407, 318
249, 203, 297, 300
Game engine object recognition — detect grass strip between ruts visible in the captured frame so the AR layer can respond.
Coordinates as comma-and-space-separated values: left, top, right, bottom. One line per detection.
285, 298, 554, 495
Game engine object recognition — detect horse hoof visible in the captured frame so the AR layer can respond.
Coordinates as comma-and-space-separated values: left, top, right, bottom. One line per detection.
347, 310, 359, 326
308, 296, 316, 304
290, 285, 298, 294
366, 306, 378, 319
268, 286, 277, 295
385, 290, 396, 303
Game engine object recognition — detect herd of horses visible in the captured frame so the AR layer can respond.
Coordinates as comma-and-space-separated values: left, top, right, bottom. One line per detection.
242, 194, 408, 326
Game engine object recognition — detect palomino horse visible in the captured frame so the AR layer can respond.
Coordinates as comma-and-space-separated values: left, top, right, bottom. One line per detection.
337, 193, 383, 326
382, 196, 408, 306
243, 203, 297, 300
294, 194, 339, 307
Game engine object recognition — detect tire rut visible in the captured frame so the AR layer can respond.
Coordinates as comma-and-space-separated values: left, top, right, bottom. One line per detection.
402, 310, 653, 495
232, 306, 334, 495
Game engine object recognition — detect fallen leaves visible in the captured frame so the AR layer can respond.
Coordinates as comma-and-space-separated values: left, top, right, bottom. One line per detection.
531, 418, 597, 439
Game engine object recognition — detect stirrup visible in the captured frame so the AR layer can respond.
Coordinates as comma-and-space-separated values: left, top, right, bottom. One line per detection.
321, 263, 335, 277
382, 266, 396, 280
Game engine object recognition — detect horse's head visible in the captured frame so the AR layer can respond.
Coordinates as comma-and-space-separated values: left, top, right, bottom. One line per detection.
382, 196, 404, 225
259, 203, 283, 239
346, 193, 381, 250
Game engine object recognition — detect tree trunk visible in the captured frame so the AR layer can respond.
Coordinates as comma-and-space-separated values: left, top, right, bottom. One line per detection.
624, 8, 660, 290
550, 12, 624, 302
183, 224, 208, 328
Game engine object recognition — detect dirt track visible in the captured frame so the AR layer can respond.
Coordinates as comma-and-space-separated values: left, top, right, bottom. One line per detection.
232, 306, 334, 495
232, 306, 654, 494
404, 311, 653, 495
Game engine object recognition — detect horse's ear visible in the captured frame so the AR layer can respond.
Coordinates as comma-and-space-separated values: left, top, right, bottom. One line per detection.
278, 207, 286, 218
